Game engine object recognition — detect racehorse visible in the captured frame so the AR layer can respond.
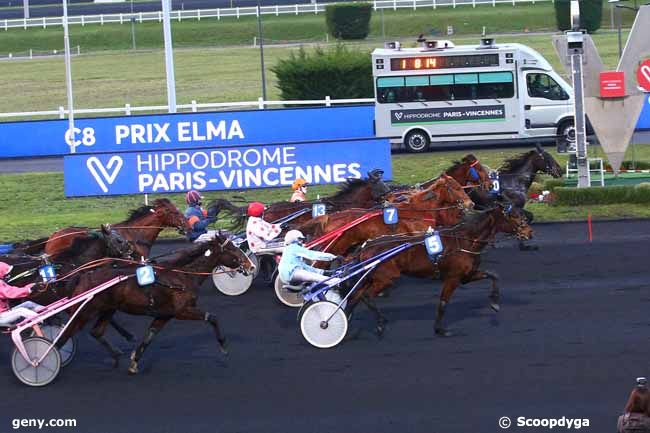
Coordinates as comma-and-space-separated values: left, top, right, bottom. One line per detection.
56, 233, 255, 374
470, 145, 562, 250
343, 205, 533, 337
389, 154, 492, 197
298, 175, 473, 256
221, 176, 391, 230
43, 198, 189, 258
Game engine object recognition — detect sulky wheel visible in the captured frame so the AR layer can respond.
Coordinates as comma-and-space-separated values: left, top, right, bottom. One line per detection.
274, 274, 304, 308
12, 337, 61, 387
299, 301, 348, 349
40, 325, 76, 368
212, 265, 254, 296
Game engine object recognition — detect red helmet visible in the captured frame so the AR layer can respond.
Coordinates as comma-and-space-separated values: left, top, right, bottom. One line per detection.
185, 190, 203, 205
247, 202, 265, 217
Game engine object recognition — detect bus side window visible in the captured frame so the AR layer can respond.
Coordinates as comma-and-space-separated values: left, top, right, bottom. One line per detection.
527, 73, 569, 101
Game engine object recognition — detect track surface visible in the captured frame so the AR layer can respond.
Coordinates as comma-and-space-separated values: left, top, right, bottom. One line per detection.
1, 220, 648, 433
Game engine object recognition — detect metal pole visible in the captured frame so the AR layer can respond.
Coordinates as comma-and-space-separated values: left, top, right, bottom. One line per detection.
62, 0, 76, 153
257, 0, 267, 104
381, 8, 385, 40
571, 51, 589, 188
161, 0, 177, 113
130, 0, 136, 50
616, 5, 622, 60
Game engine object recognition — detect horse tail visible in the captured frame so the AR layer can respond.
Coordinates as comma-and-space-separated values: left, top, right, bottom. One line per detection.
12, 237, 48, 254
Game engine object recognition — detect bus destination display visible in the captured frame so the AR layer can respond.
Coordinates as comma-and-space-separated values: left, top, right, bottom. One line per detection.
390, 54, 500, 71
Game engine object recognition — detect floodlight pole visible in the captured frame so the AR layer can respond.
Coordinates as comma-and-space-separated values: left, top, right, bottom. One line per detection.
162, 0, 177, 113
130, 0, 136, 50
62, 0, 76, 153
257, 0, 267, 106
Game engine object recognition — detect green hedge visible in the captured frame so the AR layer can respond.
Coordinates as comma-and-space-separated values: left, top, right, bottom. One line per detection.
554, 184, 650, 205
554, 0, 603, 33
325, 3, 373, 40
271, 45, 373, 101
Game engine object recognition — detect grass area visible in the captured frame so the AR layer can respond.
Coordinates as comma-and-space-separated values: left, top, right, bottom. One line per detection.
1, 144, 649, 242
0, 32, 627, 114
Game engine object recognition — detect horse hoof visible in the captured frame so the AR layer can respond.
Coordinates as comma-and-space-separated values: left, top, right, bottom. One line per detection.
490, 302, 501, 312
435, 328, 453, 337
128, 363, 139, 375
375, 325, 385, 338
219, 339, 229, 356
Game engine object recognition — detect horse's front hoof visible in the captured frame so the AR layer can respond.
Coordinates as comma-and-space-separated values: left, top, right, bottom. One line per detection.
218, 339, 229, 356
375, 325, 385, 338
490, 301, 501, 312
128, 362, 139, 375
435, 328, 453, 337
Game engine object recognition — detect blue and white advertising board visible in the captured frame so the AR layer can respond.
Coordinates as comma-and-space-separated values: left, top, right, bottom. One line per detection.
64, 138, 392, 197
0, 105, 375, 158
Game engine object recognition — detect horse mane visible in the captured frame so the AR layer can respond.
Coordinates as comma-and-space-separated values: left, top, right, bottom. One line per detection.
329, 178, 368, 200
154, 235, 226, 268
498, 150, 537, 173
120, 198, 174, 224
446, 154, 477, 173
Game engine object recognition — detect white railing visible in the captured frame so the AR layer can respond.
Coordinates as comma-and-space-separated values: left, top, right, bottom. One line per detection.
0, 97, 376, 121
1, 0, 551, 30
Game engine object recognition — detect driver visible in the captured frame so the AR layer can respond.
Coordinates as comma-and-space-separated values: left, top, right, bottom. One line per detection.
184, 190, 218, 243
278, 230, 344, 305
245, 202, 284, 253
290, 178, 309, 203
0, 262, 43, 327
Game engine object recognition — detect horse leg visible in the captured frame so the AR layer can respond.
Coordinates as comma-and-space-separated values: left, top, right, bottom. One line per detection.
91, 312, 124, 368
435, 278, 461, 337
464, 270, 501, 312
173, 307, 229, 355
361, 295, 387, 338
128, 317, 170, 375
109, 318, 135, 343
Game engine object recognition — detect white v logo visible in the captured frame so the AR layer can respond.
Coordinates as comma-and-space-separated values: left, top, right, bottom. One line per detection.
86, 156, 123, 193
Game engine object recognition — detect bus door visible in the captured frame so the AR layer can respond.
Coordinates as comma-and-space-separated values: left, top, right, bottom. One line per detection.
523, 71, 571, 138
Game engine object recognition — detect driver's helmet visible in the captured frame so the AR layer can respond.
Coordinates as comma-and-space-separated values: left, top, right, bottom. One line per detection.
291, 178, 308, 191
247, 202, 265, 217
185, 190, 203, 205
367, 168, 384, 182
284, 230, 305, 245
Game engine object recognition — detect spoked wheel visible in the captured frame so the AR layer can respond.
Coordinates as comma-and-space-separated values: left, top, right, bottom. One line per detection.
300, 301, 348, 349
40, 325, 76, 368
212, 265, 254, 296
274, 274, 304, 308
12, 337, 61, 387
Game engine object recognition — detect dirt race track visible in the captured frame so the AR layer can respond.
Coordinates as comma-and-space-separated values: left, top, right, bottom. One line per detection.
1, 220, 649, 433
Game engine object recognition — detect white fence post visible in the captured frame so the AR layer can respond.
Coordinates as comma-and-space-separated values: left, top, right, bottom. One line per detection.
325, 96, 331, 107
452, 0, 456, 8
4, 19, 7, 31
373, 0, 377, 11
23, 18, 26, 30
191, 100, 197, 112
236, 7, 240, 18
139, 12, 143, 23
158, 11, 162, 22
29, 48, 32, 59
197, 9, 200, 20
413, 0, 416, 10
492, 0, 496, 6
276, 5, 279, 16
393, 0, 396, 11
178, 10, 181, 21
253, 36, 257, 47
295, 4, 298, 14
314, 2, 317, 14
100, 14, 104, 25
472, 0, 475, 7
58, 106, 65, 119
81, 15, 84, 26
258, 97, 264, 109
433, 0, 436, 9
120, 13, 123, 24
125, 103, 131, 115
217, 8, 220, 20
42, 17, 45, 28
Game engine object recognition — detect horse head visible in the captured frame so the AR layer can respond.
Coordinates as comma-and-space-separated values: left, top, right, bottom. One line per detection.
494, 204, 533, 241
446, 154, 492, 191
150, 198, 191, 235
204, 232, 256, 276
533, 144, 563, 178
100, 224, 137, 259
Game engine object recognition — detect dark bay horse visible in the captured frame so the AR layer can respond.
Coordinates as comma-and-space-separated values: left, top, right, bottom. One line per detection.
470, 145, 562, 250
345, 206, 533, 337
298, 175, 473, 257
219, 176, 391, 230
57, 234, 255, 374
44, 198, 189, 258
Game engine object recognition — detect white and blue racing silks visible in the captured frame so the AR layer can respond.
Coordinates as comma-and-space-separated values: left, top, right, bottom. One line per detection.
278, 243, 337, 284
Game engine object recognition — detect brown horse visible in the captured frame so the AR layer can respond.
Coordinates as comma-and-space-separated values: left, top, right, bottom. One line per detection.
220, 177, 391, 230
56, 233, 255, 374
345, 205, 533, 337
298, 175, 473, 257
44, 198, 189, 259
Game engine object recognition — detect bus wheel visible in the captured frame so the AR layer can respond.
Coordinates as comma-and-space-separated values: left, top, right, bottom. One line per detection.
557, 120, 576, 153
404, 130, 430, 153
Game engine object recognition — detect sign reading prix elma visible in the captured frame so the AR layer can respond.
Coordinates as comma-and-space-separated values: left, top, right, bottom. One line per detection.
0, 105, 374, 158
64, 138, 392, 197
